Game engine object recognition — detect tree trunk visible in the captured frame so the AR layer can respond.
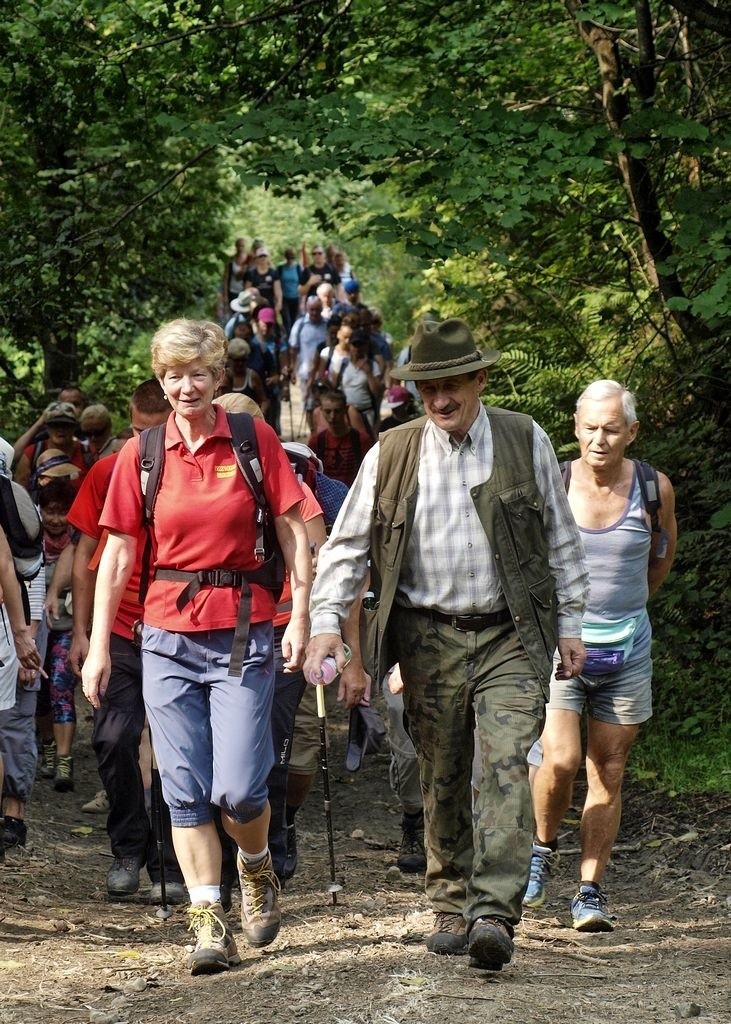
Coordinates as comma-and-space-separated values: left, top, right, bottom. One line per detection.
564, 0, 709, 343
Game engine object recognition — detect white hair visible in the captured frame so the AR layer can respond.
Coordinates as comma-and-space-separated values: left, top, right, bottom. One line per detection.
576, 379, 637, 425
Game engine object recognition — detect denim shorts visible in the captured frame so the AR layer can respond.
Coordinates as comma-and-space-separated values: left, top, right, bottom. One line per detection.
141, 622, 275, 827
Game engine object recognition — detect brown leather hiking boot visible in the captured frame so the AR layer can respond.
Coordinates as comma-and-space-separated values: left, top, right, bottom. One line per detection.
186, 902, 241, 976
237, 851, 281, 948
425, 911, 468, 954
467, 916, 514, 970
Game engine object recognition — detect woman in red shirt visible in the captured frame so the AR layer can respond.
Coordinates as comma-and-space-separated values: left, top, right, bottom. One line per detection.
81, 319, 311, 977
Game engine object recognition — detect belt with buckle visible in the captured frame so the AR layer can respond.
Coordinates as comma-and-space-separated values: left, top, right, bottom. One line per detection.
428, 607, 512, 632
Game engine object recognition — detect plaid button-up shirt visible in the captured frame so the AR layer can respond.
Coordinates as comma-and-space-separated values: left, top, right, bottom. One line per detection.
311, 405, 587, 638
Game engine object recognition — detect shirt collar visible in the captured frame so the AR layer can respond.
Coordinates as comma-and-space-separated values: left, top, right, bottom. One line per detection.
426, 402, 488, 454
164, 404, 231, 450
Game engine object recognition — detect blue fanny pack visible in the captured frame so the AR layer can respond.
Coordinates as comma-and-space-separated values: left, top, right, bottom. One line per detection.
581, 617, 638, 675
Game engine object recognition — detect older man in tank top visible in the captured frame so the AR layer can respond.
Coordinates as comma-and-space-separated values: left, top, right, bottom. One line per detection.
524, 380, 677, 932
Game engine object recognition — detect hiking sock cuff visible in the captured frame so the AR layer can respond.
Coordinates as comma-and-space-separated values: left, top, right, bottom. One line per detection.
188, 885, 221, 906
536, 837, 558, 852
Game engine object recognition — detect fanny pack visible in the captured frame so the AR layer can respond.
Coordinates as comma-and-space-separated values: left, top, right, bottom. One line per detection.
581, 617, 638, 675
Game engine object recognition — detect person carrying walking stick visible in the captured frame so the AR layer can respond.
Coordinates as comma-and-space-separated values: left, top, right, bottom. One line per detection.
305, 317, 588, 973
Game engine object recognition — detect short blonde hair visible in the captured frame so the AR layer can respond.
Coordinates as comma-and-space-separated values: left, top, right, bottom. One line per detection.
213, 393, 264, 418
80, 403, 111, 429
150, 319, 227, 381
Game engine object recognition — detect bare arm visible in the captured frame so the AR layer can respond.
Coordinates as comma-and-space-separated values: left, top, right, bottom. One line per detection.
81, 531, 137, 708
13, 417, 46, 461
44, 539, 74, 623
275, 504, 312, 671
648, 472, 677, 597
338, 596, 370, 708
0, 530, 40, 671
69, 532, 100, 676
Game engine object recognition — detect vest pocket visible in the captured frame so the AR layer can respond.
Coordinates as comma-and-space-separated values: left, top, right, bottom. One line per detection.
528, 573, 559, 659
375, 497, 406, 571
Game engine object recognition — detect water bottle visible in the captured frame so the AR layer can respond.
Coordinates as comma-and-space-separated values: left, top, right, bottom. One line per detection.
308, 644, 352, 686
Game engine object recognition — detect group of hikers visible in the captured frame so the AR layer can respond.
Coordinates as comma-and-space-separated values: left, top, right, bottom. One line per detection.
0, 241, 676, 978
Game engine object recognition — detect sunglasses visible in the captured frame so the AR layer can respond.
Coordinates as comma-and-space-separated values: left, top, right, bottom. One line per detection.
312, 250, 324, 255
84, 427, 108, 438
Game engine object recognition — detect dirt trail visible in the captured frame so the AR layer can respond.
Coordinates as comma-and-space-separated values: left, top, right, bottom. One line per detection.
1, 701, 729, 1024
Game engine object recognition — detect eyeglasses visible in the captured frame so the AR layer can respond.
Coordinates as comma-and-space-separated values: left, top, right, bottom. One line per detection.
84, 427, 108, 438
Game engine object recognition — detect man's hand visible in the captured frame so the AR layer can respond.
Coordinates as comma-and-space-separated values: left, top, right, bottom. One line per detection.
304, 632, 348, 685
387, 663, 404, 695
555, 637, 586, 679
338, 659, 370, 709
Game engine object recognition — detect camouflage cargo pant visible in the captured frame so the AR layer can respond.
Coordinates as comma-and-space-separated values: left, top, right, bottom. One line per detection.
391, 606, 546, 926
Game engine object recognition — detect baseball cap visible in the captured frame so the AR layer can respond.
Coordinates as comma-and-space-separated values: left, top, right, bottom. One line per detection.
256, 306, 276, 324
344, 279, 360, 294
43, 401, 79, 427
385, 385, 412, 409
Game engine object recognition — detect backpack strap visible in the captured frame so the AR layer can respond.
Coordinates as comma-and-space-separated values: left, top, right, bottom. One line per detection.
349, 428, 361, 462
315, 431, 327, 460
633, 459, 662, 533
561, 458, 661, 534
559, 460, 571, 491
137, 423, 166, 601
227, 412, 267, 563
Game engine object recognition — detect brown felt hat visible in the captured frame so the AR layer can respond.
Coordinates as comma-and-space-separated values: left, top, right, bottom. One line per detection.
391, 318, 500, 381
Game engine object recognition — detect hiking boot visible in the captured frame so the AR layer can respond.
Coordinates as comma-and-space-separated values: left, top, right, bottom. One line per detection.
53, 755, 74, 792
570, 884, 615, 932
468, 917, 514, 971
186, 902, 241, 976
3, 816, 27, 849
282, 823, 298, 880
40, 740, 56, 779
150, 881, 188, 905
237, 851, 281, 948
396, 810, 426, 873
425, 911, 468, 955
107, 856, 141, 898
523, 842, 559, 908
82, 789, 110, 814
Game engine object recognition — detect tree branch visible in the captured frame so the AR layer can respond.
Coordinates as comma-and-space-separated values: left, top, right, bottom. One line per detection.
75, 0, 354, 244
665, 0, 731, 39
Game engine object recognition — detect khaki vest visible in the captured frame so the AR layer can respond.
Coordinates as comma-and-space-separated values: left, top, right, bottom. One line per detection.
366, 408, 558, 685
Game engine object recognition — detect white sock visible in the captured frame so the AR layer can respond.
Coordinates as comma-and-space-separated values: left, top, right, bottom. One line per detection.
238, 845, 268, 866
188, 885, 221, 906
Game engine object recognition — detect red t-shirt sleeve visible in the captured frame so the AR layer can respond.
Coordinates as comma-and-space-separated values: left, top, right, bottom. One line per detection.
67, 454, 119, 537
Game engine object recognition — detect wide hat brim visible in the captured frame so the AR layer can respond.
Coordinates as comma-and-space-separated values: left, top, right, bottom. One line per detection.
391, 317, 500, 381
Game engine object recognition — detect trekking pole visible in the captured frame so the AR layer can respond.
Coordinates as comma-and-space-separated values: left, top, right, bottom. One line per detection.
315, 683, 342, 905
149, 729, 173, 920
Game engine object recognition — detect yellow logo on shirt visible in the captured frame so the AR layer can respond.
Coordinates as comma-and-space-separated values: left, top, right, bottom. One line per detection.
216, 463, 237, 478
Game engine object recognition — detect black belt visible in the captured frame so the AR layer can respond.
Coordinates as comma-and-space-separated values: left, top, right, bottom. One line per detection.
427, 607, 512, 632
154, 568, 252, 677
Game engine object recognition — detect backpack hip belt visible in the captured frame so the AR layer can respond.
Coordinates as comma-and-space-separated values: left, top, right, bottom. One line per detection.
153, 567, 255, 678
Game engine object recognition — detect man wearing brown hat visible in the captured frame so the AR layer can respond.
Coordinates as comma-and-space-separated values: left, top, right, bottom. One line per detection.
305, 317, 588, 972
